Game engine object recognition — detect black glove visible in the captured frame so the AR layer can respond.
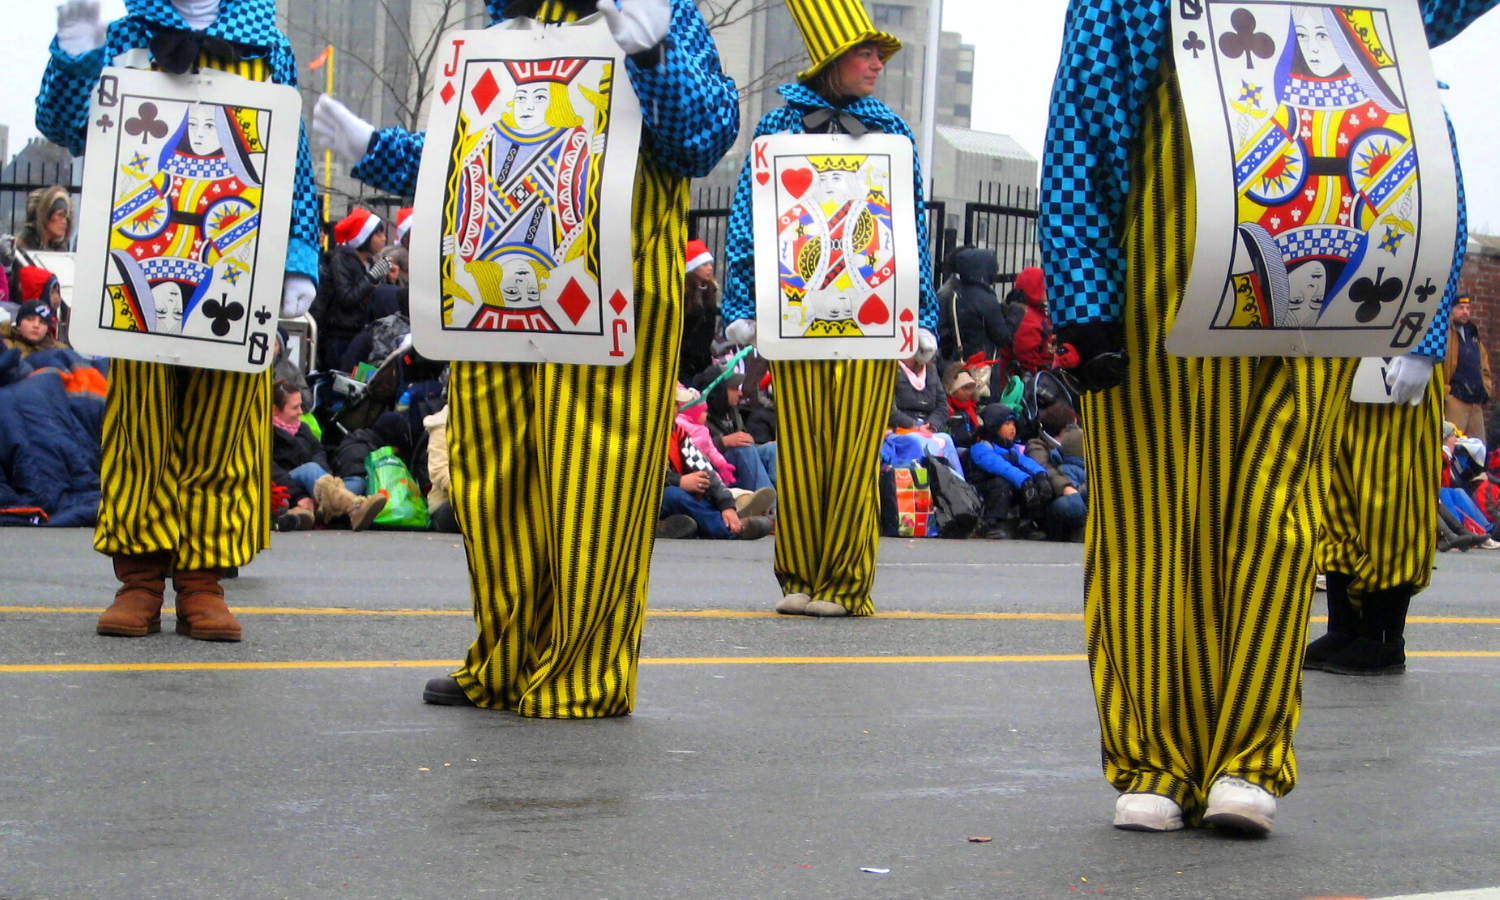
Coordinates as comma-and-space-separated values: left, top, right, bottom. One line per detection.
1020, 477, 1041, 509
1054, 321, 1128, 394
1030, 472, 1055, 504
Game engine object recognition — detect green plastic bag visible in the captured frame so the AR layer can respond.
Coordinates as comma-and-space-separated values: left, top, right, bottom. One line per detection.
364, 445, 430, 530
996, 375, 1024, 409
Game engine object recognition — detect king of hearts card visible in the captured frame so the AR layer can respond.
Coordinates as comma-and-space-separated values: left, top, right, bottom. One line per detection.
70, 67, 301, 372
1167, 0, 1458, 358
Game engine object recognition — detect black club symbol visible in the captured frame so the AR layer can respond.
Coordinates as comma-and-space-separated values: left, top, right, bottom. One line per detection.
96, 113, 115, 133
254, 307, 272, 325
1414, 278, 1437, 304
1219, 8, 1275, 70
124, 102, 170, 146
1348, 268, 1404, 324
202, 296, 246, 337
1182, 31, 1207, 59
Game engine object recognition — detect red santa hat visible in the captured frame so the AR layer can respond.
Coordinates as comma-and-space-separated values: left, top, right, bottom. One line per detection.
334, 208, 382, 248
685, 239, 713, 273
395, 207, 414, 242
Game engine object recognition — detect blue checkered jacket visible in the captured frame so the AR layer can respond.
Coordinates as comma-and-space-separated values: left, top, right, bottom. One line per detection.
349, 0, 738, 197
1039, 0, 1496, 358
720, 83, 938, 332
35, 0, 322, 283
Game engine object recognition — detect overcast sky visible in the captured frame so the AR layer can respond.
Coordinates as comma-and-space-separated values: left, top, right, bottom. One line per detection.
5, 0, 1499, 233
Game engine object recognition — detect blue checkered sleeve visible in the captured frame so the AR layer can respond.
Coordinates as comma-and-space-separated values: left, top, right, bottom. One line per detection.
35, 19, 149, 155
351, 128, 426, 198
886, 117, 939, 332
625, 0, 740, 180
1039, 0, 1168, 328
269, 42, 321, 283
1421, 0, 1500, 46
721, 108, 801, 325
1413, 108, 1469, 360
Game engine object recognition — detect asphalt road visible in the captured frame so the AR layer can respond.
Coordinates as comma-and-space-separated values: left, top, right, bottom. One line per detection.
3, 530, 1500, 900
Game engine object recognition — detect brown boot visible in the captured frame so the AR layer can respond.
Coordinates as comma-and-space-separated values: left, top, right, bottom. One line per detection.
97, 552, 172, 637
314, 474, 388, 532
172, 569, 242, 642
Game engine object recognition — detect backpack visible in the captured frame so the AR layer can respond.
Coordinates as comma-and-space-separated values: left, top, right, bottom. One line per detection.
924, 454, 981, 539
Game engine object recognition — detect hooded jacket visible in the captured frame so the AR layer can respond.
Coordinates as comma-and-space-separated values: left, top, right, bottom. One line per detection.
36, 0, 322, 284
970, 405, 1048, 489
1007, 267, 1053, 375
939, 247, 1021, 362
18, 186, 73, 252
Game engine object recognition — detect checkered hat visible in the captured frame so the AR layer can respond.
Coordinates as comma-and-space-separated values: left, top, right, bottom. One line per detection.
785, 0, 902, 83
334, 208, 382, 248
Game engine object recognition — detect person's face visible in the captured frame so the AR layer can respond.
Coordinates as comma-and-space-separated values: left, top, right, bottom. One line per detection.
276, 391, 303, 423
1295, 15, 1340, 77
186, 106, 222, 156
1445, 433, 1459, 452
500, 259, 542, 306
511, 85, 551, 133
1453, 303, 1472, 324
15, 316, 48, 343
834, 44, 884, 97
153, 283, 184, 334
1286, 261, 1328, 323
692, 262, 715, 281
44, 208, 69, 242
998, 420, 1017, 442
953, 384, 975, 401
367, 230, 388, 255
727, 385, 742, 406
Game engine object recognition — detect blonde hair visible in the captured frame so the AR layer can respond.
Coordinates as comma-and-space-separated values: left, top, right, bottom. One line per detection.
502, 83, 583, 130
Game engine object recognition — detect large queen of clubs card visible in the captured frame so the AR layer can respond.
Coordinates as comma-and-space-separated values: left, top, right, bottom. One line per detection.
750, 133, 921, 361
410, 17, 642, 365
1167, 0, 1458, 358
70, 67, 301, 373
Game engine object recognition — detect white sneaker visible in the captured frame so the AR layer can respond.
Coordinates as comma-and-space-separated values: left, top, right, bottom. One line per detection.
1113, 793, 1184, 832
1203, 776, 1275, 834
1482, 539, 1500, 550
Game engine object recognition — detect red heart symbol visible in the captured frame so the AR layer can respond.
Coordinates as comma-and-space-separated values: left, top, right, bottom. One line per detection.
755, 171, 770, 186
899, 308, 915, 323
781, 168, 814, 200
858, 294, 890, 326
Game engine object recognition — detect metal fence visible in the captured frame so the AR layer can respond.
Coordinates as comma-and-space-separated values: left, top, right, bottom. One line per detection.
962, 182, 1040, 292
0, 162, 82, 238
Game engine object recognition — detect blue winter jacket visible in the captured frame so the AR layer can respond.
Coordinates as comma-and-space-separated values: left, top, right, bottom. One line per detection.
970, 439, 1047, 489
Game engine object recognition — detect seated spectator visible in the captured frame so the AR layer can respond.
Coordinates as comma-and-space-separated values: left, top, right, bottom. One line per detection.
340, 308, 412, 373
423, 405, 459, 533
1005, 267, 1055, 376
739, 357, 778, 445
681, 240, 721, 384
273, 329, 312, 410
2, 299, 64, 358
967, 404, 1053, 540
891, 355, 964, 475
676, 385, 738, 486
271, 380, 387, 531
943, 364, 981, 449
697, 368, 777, 491
313, 208, 388, 370
937, 247, 1022, 365
333, 409, 413, 494
659, 397, 772, 541
1025, 404, 1087, 541
1454, 437, 1500, 548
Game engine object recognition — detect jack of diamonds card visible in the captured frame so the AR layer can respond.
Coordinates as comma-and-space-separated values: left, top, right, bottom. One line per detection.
1166, 0, 1458, 358
70, 67, 301, 372
409, 17, 642, 365
750, 133, 921, 361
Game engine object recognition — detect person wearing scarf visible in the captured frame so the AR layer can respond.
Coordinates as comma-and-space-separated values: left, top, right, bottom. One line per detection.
720, 0, 938, 619
312, 0, 739, 718
1041, 0, 1497, 834
36, 0, 324, 643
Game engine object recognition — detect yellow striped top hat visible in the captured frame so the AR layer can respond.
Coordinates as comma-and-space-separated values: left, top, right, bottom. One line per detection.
785, 0, 903, 83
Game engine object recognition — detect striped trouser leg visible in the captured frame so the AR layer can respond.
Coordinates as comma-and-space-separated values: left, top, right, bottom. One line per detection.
1080, 67, 1355, 818
1318, 370, 1444, 599
447, 161, 685, 719
770, 358, 895, 615
94, 359, 270, 570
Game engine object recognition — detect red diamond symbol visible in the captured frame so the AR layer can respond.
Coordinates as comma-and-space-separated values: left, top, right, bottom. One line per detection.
609, 291, 628, 315
557, 278, 591, 325
470, 69, 500, 115
440, 81, 455, 105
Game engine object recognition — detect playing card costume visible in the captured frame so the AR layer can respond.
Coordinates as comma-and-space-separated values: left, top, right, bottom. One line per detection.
36, 0, 322, 641
1040, 0, 1494, 829
340, 0, 738, 717
1309, 113, 1471, 676
720, 0, 936, 618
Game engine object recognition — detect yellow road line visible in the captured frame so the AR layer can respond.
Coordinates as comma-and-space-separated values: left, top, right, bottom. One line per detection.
4, 605, 1500, 625
4, 651, 1500, 675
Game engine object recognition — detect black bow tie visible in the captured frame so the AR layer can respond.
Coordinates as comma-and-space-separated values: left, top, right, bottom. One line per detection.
802, 108, 869, 136
501, 0, 601, 21
149, 27, 241, 75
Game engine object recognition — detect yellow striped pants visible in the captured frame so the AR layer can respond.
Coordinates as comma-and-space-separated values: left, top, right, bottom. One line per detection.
770, 359, 895, 615
1080, 69, 1355, 820
1318, 370, 1445, 599
94, 359, 271, 570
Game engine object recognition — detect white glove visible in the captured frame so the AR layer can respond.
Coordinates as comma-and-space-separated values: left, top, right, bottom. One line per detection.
56, 0, 106, 57
281, 274, 317, 319
724, 318, 756, 347
916, 327, 938, 363
313, 95, 376, 168
596, 0, 671, 56
1385, 354, 1434, 406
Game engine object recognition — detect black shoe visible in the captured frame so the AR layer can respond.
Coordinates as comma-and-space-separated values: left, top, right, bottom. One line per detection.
1323, 584, 1412, 676
422, 676, 477, 706
984, 523, 1016, 541
736, 515, 774, 540
219, 566, 239, 579
1016, 522, 1048, 541
1322, 637, 1406, 675
1304, 572, 1356, 671
656, 514, 698, 539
